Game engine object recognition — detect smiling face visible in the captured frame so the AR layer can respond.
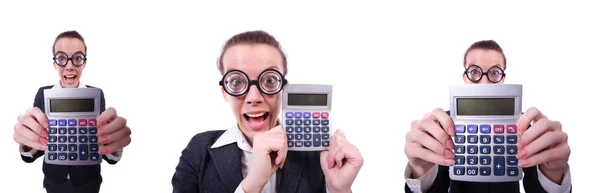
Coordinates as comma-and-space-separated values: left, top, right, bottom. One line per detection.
53, 37, 86, 88
221, 44, 285, 144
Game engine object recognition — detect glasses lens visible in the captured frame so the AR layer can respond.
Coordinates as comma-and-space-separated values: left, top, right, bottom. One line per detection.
488, 67, 504, 82
224, 71, 248, 95
54, 52, 68, 66
72, 52, 86, 66
259, 70, 283, 94
466, 66, 483, 81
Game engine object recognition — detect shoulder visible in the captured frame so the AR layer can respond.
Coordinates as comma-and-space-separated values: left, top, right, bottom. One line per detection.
184, 130, 227, 151
84, 85, 103, 91
36, 85, 54, 92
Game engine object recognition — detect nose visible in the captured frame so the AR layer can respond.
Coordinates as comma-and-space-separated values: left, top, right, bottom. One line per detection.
64, 60, 75, 71
244, 85, 265, 105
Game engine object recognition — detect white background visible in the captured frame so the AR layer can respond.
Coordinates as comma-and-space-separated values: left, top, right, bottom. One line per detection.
0, 1, 598, 192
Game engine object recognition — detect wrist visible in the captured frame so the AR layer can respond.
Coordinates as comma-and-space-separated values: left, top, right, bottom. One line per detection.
408, 161, 434, 179
539, 165, 565, 184
241, 176, 266, 193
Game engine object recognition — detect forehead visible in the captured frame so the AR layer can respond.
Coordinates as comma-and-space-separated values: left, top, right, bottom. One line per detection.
222, 44, 284, 78
465, 49, 505, 69
54, 38, 85, 55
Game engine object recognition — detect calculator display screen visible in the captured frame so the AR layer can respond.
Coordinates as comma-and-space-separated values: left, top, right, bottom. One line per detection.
288, 93, 328, 106
49, 99, 95, 112
456, 98, 514, 116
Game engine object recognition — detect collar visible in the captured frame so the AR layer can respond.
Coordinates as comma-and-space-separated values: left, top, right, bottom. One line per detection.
52, 82, 87, 89
211, 124, 253, 153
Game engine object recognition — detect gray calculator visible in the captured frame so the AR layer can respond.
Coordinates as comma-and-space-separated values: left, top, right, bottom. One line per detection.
448, 84, 523, 182
44, 88, 102, 165
282, 84, 332, 151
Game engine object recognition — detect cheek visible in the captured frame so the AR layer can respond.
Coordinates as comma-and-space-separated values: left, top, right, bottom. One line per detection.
227, 97, 245, 114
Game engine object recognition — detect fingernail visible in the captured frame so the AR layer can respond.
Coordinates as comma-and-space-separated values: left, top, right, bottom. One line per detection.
517, 149, 527, 159
100, 137, 108, 143
41, 145, 47, 150
519, 160, 528, 167
444, 159, 455, 165
446, 139, 454, 148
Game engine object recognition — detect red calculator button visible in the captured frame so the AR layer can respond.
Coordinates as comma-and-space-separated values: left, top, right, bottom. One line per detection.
493, 125, 504, 134
88, 119, 97, 126
321, 112, 329, 119
78, 119, 87, 126
312, 112, 320, 118
506, 125, 517, 133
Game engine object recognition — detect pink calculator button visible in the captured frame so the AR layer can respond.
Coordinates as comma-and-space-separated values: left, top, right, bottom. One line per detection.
507, 125, 517, 133
88, 119, 97, 126
78, 119, 87, 126
312, 112, 320, 118
493, 125, 504, 134
321, 112, 329, 119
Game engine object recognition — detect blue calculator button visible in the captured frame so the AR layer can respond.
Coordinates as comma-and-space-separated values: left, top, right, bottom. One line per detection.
304, 134, 311, 140
58, 120, 67, 126
48, 153, 57, 160
454, 125, 465, 133
467, 156, 478, 165
303, 127, 311, 133
480, 167, 491, 176
466, 167, 478, 176
453, 166, 465, 175
79, 144, 89, 160
89, 136, 98, 143
90, 153, 100, 161
295, 127, 302, 132
313, 127, 321, 132
493, 156, 505, 176
294, 112, 302, 118
68, 136, 77, 143
79, 127, 87, 134
493, 145, 505, 154
303, 112, 311, 118
454, 156, 465, 165
68, 153, 77, 160
90, 144, 99, 152
79, 136, 88, 143
286, 126, 294, 133
467, 145, 478, 154
480, 125, 491, 133
480, 145, 491, 154
454, 145, 465, 154
480, 156, 491, 165
68, 119, 77, 126
58, 153, 67, 161
321, 119, 329, 125
493, 135, 504, 144
68, 127, 77, 134
454, 135, 465, 144
507, 145, 518, 155
467, 125, 478, 133
48, 136, 57, 143
304, 120, 311, 125
322, 141, 329, 147
295, 134, 302, 140
312, 120, 320, 125
48, 144, 57, 151
295, 141, 303, 147
89, 127, 97, 134
507, 167, 519, 176
321, 126, 329, 132
480, 135, 491, 144
49, 127, 57, 134
507, 156, 518, 165
288, 141, 294, 147
58, 128, 67, 134
287, 134, 293, 140
506, 135, 518, 144
286, 119, 294, 125
286, 112, 294, 118
313, 134, 322, 147
322, 133, 330, 140
295, 120, 302, 125
467, 135, 478, 144
58, 144, 67, 151
58, 136, 67, 143
68, 144, 77, 152
49, 120, 57, 126
304, 141, 312, 147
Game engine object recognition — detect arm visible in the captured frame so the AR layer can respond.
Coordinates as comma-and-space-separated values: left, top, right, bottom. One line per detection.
19, 87, 46, 162
96, 88, 124, 164
172, 137, 200, 193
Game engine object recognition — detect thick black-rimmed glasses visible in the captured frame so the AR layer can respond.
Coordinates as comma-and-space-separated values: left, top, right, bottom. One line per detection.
464, 65, 505, 83
219, 69, 288, 96
53, 51, 87, 67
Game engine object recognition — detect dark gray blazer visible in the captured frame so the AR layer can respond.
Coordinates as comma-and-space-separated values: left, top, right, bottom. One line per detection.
172, 130, 327, 193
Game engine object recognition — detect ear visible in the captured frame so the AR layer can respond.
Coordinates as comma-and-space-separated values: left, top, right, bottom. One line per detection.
221, 87, 228, 102
500, 75, 506, 83
53, 62, 58, 70
462, 74, 469, 84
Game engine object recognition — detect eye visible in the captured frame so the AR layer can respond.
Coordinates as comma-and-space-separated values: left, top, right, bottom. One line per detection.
231, 78, 244, 86
264, 76, 278, 84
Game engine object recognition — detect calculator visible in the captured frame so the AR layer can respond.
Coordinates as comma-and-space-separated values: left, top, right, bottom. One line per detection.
43, 88, 102, 165
448, 84, 523, 182
282, 84, 332, 151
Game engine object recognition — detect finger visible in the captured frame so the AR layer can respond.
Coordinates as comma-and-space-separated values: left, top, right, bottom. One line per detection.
15, 123, 45, 142
424, 108, 455, 136
517, 107, 547, 136
28, 107, 49, 129
333, 147, 346, 168
98, 117, 127, 136
518, 131, 567, 160
20, 115, 48, 137
100, 126, 131, 144
518, 119, 556, 149
100, 136, 131, 155
97, 107, 118, 127
407, 130, 448, 155
405, 142, 454, 166
334, 129, 346, 139
417, 119, 453, 149
519, 142, 570, 167
275, 139, 288, 168
14, 131, 46, 150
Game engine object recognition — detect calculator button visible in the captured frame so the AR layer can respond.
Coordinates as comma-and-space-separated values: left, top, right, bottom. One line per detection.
58, 128, 67, 134
480, 125, 491, 133
79, 136, 88, 143
454, 135, 465, 144
507, 167, 519, 176
49, 127, 57, 134
322, 141, 329, 147
89, 127, 97, 134
286, 119, 294, 125
58, 144, 67, 151
323, 133, 330, 140
68, 119, 77, 126
295, 141, 303, 147
454, 145, 465, 154
79, 144, 89, 160
58, 153, 68, 161
312, 120, 320, 125
480, 135, 491, 144
493, 145, 505, 154
312, 112, 320, 118
467, 125, 478, 133
304, 120, 311, 125
89, 136, 98, 143
454, 125, 465, 133
467, 135, 478, 144
88, 119, 97, 126
313, 134, 322, 147
288, 141, 294, 147
506, 135, 517, 144
304, 141, 312, 147
295, 120, 303, 125
480, 167, 491, 176
295, 134, 302, 140
321, 127, 329, 132
48, 153, 57, 160
58, 136, 67, 143
321, 112, 329, 119
321, 119, 329, 126
286, 112, 294, 118
78, 119, 87, 126
304, 134, 311, 140
79, 127, 88, 134
90, 144, 99, 152
507, 125, 517, 133
69, 153, 77, 160
507, 156, 518, 165
466, 167, 478, 176
48, 136, 57, 143
454, 156, 465, 165
303, 112, 311, 118
68, 127, 77, 134
467, 156, 478, 165
312, 127, 320, 132
493, 156, 505, 176
49, 120, 57, 126
467, 145, 478, 154
493, 125, 504, 134
480, 156, 491, 165
91, 154, 100, 161
287, 134, 293, 140
507, 145, 518, 155
294, 112, 302, 118
286, 126, 294, 133
493, 136, 504, 144
58, 119, 67, 126
68, 136, 77, 143
48, 144, 57, 152
68, 144, 77, 152
453, 166, 465, 175
480, 145, 491, 154
295, 127, 302, 132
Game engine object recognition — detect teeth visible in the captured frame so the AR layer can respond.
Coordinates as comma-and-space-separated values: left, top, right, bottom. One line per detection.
246, 112, 266, 117
65, 75, 76, 78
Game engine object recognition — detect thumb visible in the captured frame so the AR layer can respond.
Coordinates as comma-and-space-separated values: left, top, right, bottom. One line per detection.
320, 151, 330, 170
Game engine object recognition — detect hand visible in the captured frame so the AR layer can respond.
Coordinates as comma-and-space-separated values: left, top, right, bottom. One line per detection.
517, 107, 570, 184
13, 107, 49, 151
320, 130, 363, 193
405, 108, 456, 178
241, 125, 287, 193
97, 107, 131, 155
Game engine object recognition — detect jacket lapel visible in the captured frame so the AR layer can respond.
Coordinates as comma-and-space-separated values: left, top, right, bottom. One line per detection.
208, 143, 243, 193
278, 151, 306, 193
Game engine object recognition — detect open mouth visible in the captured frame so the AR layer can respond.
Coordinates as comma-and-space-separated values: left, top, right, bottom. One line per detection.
64, 75, 77, 82
243, 112, 269, 121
